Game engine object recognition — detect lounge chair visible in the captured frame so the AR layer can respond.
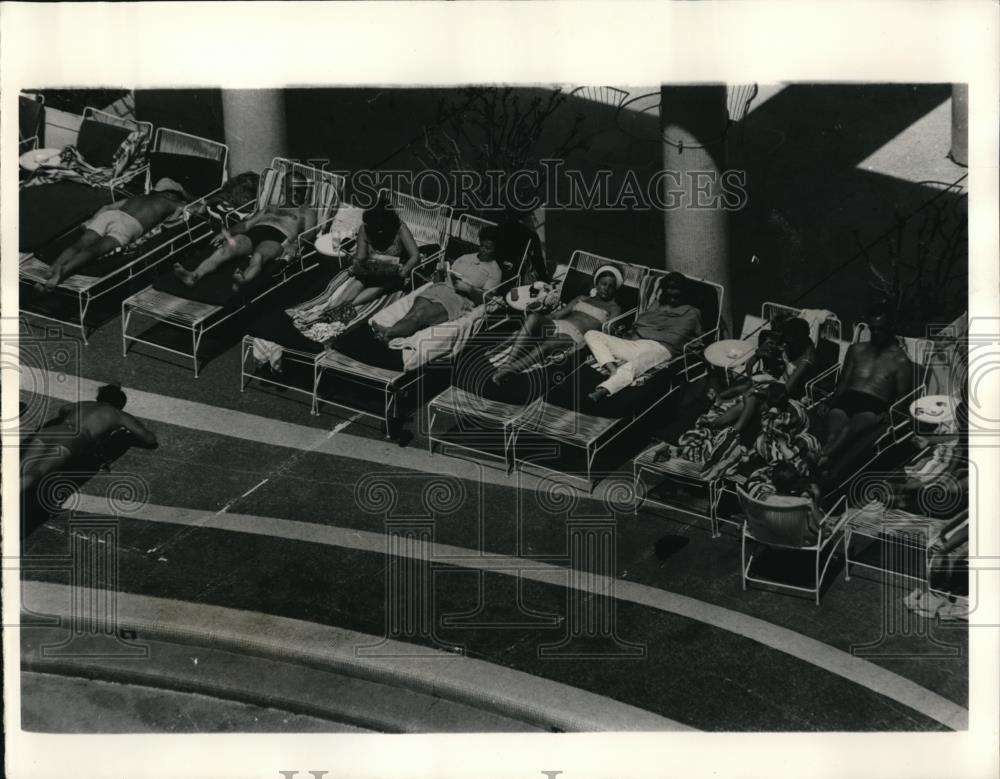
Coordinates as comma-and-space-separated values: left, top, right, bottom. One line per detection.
19, 127, 228, 343
238, 191, 456, 413
120, 158, 344, 377
511, 267, 723, 492
19, 107, 153, 253
19, 92, 44, 155
633, 305, 845, 534
309, 214, 539, 440
426, 251, 643, 472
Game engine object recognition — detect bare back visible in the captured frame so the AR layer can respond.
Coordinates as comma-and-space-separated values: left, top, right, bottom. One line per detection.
118, 192, 185, 231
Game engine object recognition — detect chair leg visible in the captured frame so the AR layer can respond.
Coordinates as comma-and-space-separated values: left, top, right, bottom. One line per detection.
741, 532, 748, 591
843, 530, 851, 581
815, 549, 821, 605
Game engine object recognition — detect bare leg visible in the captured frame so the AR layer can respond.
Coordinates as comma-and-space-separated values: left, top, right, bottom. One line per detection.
494, 336, 570, 383
233, 240, 284, 292
174, 234, 251, 286
352, 284, 388, 306
706, 398, 746, 430
336, 278, 367, 305
496, 313, 548, 364
819, 408, 851, 465
373, 298, 448, 342
37, 231, 113, 292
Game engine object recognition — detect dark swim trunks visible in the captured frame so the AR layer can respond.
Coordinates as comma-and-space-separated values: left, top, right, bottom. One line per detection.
831, 389, 889, 416
246, 224, 289, 247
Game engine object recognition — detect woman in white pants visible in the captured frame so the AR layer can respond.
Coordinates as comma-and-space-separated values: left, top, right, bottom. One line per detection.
584, 272, 702, 402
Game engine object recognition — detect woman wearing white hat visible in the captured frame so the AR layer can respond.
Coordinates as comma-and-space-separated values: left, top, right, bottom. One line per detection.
492, 265, 623, 385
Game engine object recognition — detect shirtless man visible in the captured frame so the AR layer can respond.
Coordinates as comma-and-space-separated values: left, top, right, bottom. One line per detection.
21, 384, 158, 497
816, 305, 913, 469
36, 178, 189, 292
173, 172, 318, 293
492, 267, 623, 385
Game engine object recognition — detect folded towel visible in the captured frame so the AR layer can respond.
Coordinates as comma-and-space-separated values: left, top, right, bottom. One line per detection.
798, 308, 834, 345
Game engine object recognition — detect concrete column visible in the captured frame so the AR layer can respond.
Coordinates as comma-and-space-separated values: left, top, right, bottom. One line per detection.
221, 89, 288, 176
950, 84, 968, 166
660, 85, 732, 333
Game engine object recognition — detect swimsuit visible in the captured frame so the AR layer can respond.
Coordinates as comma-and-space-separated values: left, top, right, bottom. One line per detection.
86, 209, 144, 245
549, 298, 613, 345
831, 389, 889, 416
246, 224, 289, 247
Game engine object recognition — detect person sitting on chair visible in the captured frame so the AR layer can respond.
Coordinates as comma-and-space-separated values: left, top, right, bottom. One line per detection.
36, 178, 190, 292
491, 266, 623, 385
336, 195, 422, 310
585, 271, 701, 403
372, 227, 502, 343
815, 302, 913, 472
21, 384, 158, 497
707, 317, 816, 432
173, 172, 317, 292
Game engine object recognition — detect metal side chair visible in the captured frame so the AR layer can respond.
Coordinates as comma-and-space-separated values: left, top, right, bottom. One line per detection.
737, 488, 848, 605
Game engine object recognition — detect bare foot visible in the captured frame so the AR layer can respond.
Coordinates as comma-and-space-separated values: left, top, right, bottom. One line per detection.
173, 263, 198, 287
231, 269, 246, 294
371, 322, 390, 344
588, 386, 610, 404
41, 272, 62, 291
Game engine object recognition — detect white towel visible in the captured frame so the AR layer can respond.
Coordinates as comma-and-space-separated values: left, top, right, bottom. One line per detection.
798, 308, 834, 345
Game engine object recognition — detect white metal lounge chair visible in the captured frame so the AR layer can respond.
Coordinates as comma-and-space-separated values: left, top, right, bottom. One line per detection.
19, 127, 228, 343
512, 267, 723, 492
634, 304, 844, 534
120, 158, 345, 377
426, 251, 643, 473
311, 210, 546, 439
738, 487, 849, 604
238, 190, 458, 416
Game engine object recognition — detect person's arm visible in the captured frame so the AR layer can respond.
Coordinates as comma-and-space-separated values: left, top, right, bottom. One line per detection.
397, 224, 421, 277
830, 344, 857, 400
116, 411, 158, 449
353, 225, 370, 262
547, 296, 580, 320
895, 350, 915, 401
783, 346, 815, 399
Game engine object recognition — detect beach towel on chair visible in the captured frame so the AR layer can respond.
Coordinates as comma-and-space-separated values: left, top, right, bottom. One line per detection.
23, 129, 150, 190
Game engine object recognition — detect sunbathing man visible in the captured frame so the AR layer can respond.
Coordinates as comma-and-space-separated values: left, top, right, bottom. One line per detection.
21, 384, 158, 497
492, 266, 623, 385
173, 172, 317, 293
36, 178, 190, 292
816, 303, 913, 470
372, 227, 502, 343
584, 271, 701, 403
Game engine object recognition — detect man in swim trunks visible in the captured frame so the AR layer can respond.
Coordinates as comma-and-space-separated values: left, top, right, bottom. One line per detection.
371, 227, 502, 343
816, 303, 913, 469
36, 177, 190, 292
584, 271, 702, 402
21, 384, 158, 502
173, 172, 317, 292
492, 266, 622, 385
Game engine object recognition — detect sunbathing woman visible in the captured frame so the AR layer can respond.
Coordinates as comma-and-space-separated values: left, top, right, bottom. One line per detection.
173, 172, 317, 293
707, 317, 816, 433
492, 266, 623, 385
330, 197, 421, 313
372, 227, 501, 343
36, 178, 189, 292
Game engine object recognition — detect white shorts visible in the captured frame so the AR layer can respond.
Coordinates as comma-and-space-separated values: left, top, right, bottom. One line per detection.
85, 209, 144, 246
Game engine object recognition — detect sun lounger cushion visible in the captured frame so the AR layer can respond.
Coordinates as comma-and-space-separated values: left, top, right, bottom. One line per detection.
75, 119, 134, 167
19, 181, 115, 252
148, 151, 225, 199
150, 242, 270, 305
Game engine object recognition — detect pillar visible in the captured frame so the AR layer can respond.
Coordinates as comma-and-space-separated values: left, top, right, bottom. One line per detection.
660, 85, 732, 332
950, 84, 968, 166
221, 89, 288, 177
